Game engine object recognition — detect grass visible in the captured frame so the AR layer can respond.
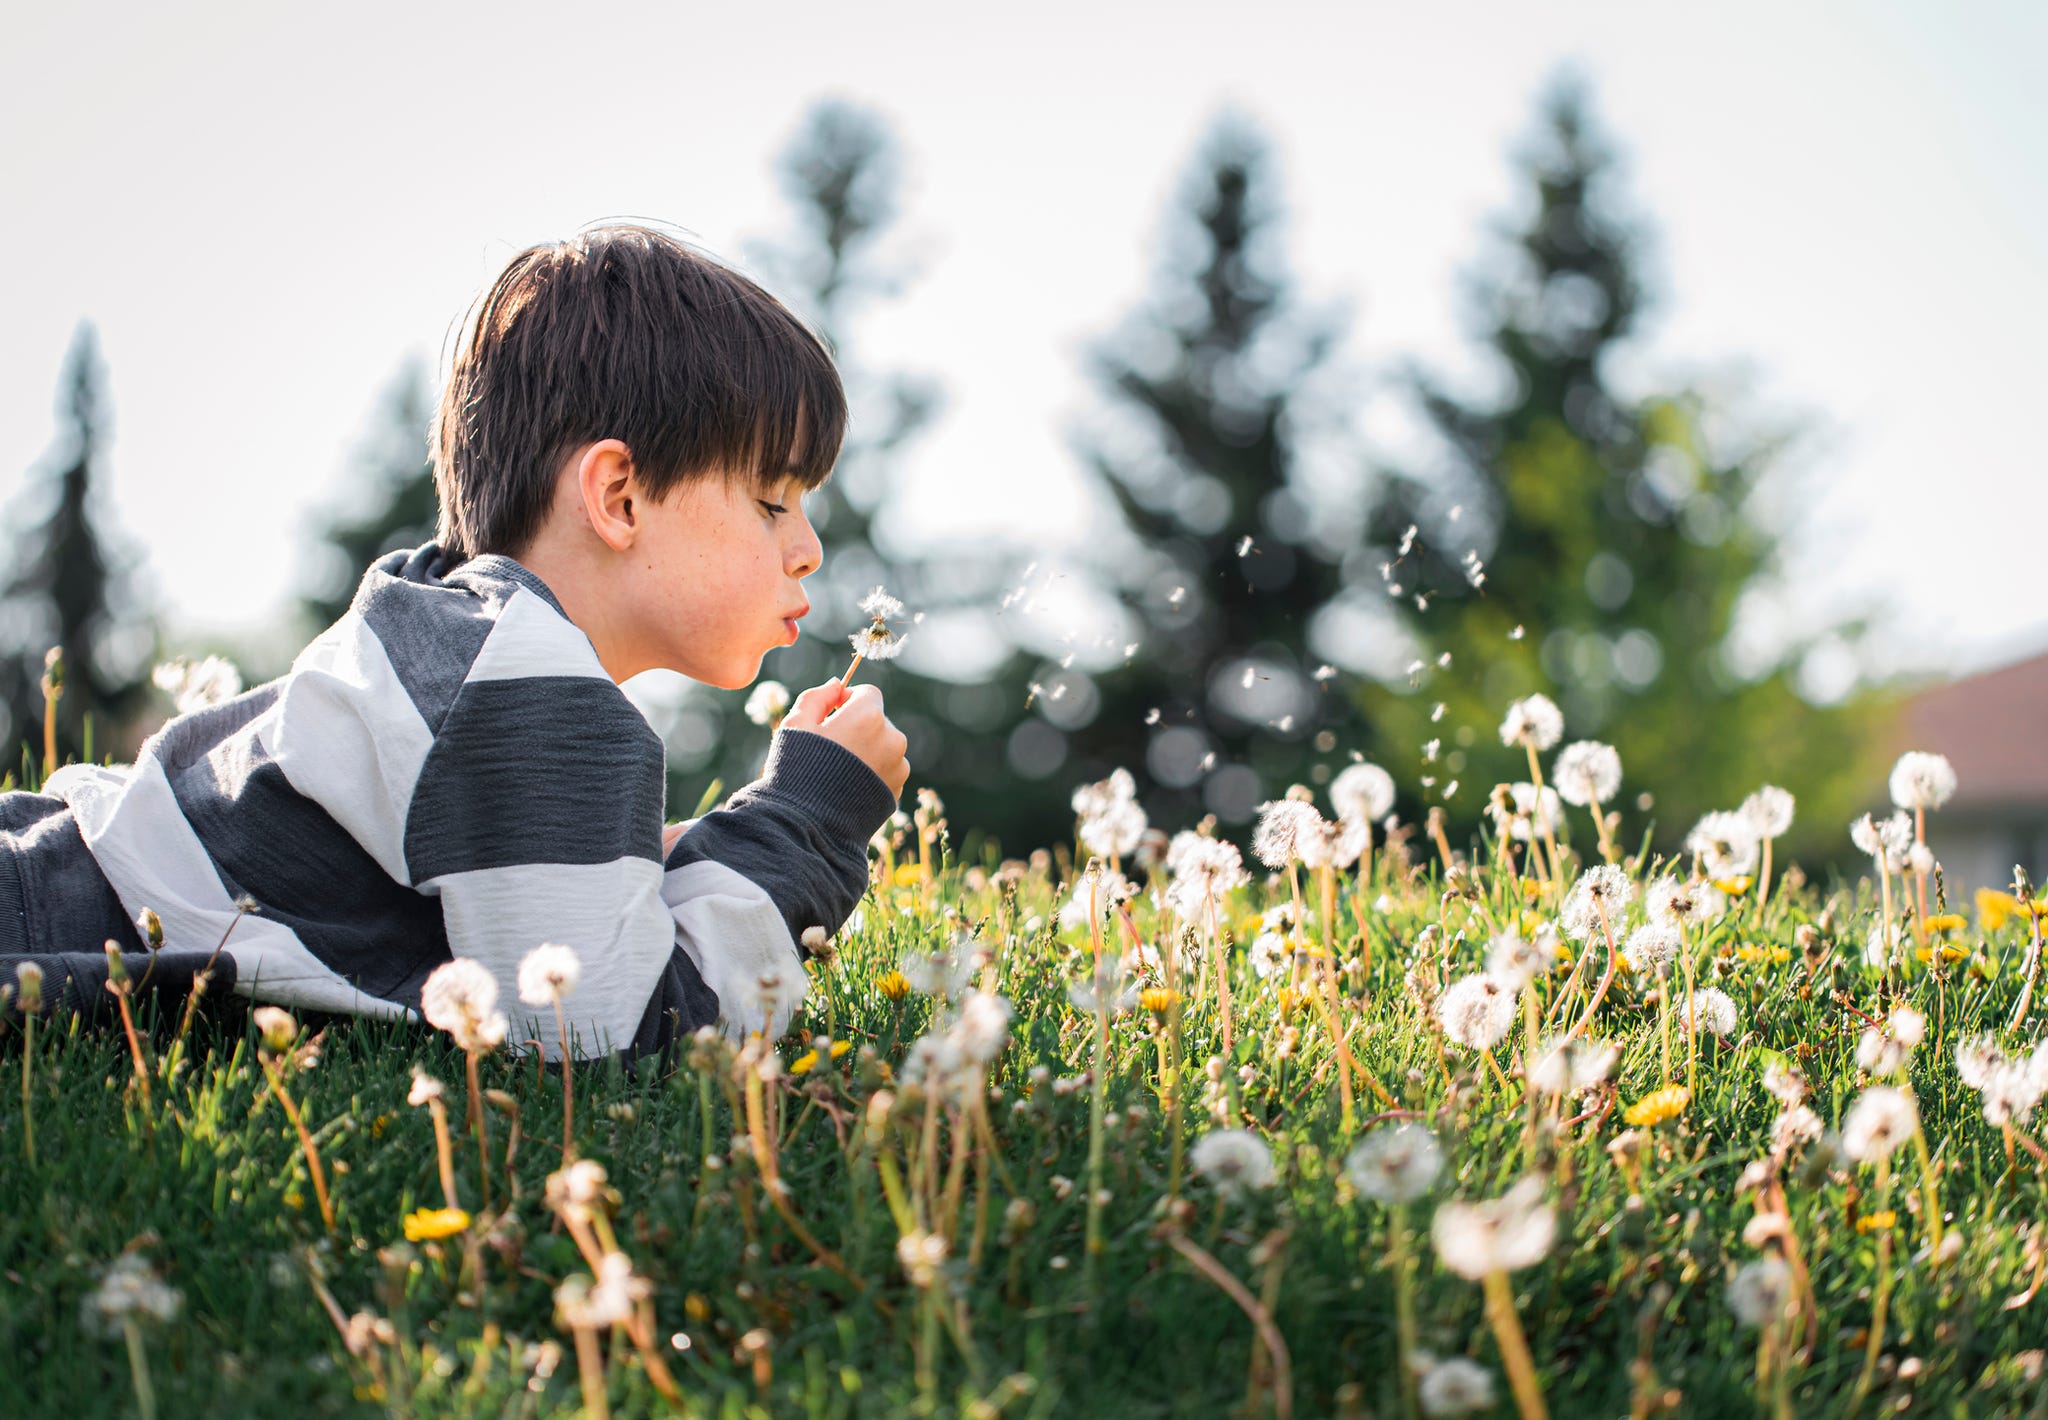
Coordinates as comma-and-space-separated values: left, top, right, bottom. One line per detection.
3, 806, 2048, 1419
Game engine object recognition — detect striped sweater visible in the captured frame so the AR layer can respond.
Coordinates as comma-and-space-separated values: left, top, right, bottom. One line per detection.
44, 544, 893, 1059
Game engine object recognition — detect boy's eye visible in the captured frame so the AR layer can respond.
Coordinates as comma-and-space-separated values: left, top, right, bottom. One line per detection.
758, 501, 788, 519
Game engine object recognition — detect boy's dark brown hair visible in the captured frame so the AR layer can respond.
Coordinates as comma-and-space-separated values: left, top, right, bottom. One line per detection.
432, 224, 846, 560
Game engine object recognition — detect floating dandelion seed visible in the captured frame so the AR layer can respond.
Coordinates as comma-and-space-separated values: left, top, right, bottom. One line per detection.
1415, 595, 1430, 611
1509, 625, 1525, 640
1436, 652, 1451, 668
1423, 738, 1440, 763
1399, 525, 1418, 556
1198, 751, 1217, 772
1313, 664, 1337, 682
1124, 642, 1140, 658
1431, 703, 1446, 722
1144, 708, 1161, 725
1448, 504, 1463, 521
1236, 536, 1255, 557
1168, 586, 1187, 607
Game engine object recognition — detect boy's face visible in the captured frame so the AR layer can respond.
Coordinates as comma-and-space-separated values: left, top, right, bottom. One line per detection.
621, 469, 822, 689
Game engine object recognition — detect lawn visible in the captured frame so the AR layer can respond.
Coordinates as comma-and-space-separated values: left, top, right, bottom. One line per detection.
3, 739, 2047, 1418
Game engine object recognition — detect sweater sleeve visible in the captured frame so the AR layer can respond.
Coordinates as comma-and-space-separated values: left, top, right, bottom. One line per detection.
656, 729, 894, 1045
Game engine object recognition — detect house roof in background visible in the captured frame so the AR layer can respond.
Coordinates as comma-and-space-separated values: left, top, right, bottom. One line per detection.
1902, 650, 2048, 811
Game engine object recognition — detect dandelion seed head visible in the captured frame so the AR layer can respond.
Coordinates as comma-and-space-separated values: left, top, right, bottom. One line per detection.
1553, 741, 1622, 807
421, 958, 509, 1054
1682, 987, 1739, 1038
1330, 762, 1396, 824
1431, 1177, 1555, 1278
518, 943, 583, 1007
1346, 1123, 1443, 1204
1498, 694, 1563, 751
1418, 1356, 1495, 1416
1252, 799, 1327, 870
1560, 865, 1636, 942
1726, 1257, 1794, 1328
1741, 784, 1795, 839
1435, 973, 1516, 1051
1623, 922, 1681, 974
1189, 1129, 1275, 1200
1688, 811, 1761, 879
1842, 1085, 1918, 1163
1889, 751, 1958, 811
743, 680, 790, 726
1528, 1035, 1617, 1097
858, 586, 905, 622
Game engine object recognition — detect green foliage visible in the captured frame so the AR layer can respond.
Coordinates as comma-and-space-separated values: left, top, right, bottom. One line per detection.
1360, 78, 1891, 861
298, 361, 441, 637
1067, 118, 1350, 830
0, 323, 156, 764
2, 836, 2046, 1417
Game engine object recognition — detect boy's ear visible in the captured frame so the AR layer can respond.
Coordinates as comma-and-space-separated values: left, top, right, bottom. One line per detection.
574, 439, 641, 553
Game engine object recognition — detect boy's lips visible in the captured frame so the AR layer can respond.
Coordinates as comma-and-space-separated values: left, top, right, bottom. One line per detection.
781, 604, 810, 644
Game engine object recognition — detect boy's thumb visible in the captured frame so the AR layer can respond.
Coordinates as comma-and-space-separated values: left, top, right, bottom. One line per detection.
782, 679, 848, 730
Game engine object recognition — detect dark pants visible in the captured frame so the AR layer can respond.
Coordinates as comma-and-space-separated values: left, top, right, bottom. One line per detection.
0, 790, 234, 1024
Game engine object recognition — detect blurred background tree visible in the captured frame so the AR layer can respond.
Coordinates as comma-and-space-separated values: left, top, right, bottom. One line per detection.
1055, 118, 1356, 831
675, 99, 1042, 844
297, 359, 439, 635
0, 323, 157, 771
1357, 75, 1891, 860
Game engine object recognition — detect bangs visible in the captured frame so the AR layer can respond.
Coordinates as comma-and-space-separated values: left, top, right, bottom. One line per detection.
734, 311, 847, 494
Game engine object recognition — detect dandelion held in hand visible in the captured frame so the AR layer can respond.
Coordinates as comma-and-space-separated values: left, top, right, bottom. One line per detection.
842, 585, 911, 687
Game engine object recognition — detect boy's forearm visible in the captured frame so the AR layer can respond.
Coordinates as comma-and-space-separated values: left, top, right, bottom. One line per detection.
663, 729, 894, 947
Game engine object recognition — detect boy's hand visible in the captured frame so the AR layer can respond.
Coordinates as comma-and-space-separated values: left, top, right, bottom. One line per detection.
782, 680, 910, 799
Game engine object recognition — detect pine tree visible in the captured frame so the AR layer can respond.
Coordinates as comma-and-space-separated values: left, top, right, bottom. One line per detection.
675, 100, 1043, 844
0, 323, 156, 769
1361, 75, 1886, 859
299, 360, 439, 634
1062, 118, 1352, 830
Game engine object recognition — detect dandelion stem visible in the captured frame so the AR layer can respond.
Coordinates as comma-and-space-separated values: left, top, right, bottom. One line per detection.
428, 1098, 460, 1211
1482, 1267, 1548, 1420
1318, 863, 1354, 1130
1167, 1232, 1293, 1420
122, 1316, 157, 1420
1852, 1158, 1894, 1406
1389, 1207, 1421, 1420
19, 1011, 33, 1168
1083, 1001, 1110, 1288
1206, 893, 1235, 1057
839, 650, 867, 688
261, 1055, 336, 1234
552, 999, 575, 1168
465, 1048, 492, 1216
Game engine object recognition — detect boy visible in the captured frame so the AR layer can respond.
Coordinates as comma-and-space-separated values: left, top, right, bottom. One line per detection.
6, 225, 908, 1059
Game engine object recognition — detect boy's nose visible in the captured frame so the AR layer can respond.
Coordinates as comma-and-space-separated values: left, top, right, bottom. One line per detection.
788, 516, 823, 578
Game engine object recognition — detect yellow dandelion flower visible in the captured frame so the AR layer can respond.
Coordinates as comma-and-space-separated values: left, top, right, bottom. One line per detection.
789, 1050, 819, 1075
1714, 876, 1753, 898
1520, 878, 1542, 902
877, 971, 910, 1001
684, 1293, 712, 1322
283, 1188, 305, 1211
1923, 913, 1966, 934
403, 1207, 471, 1242
1856, 1210, 1896, 1234
1735, 944, 1791, 964
369, 1112, 393, 1140
1623, 1086, 1691, 1128
892, 863, 927, 888
1915, 943, 1970, 965
830, 1040, 853, 1059
1141, 987, 1181, 1017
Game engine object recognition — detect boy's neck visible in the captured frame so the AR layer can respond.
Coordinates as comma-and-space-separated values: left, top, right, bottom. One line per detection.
507, 530, 639, 684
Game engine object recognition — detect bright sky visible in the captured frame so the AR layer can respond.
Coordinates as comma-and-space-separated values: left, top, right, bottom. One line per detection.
3, 0, 2043, 685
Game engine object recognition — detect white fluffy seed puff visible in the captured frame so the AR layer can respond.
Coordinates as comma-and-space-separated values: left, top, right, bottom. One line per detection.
1560, 865, 1636, 943
1189, 1129, 1276, 1200
518, 943, 583, 1007
1431, 1177, 1556, 1278
1345, 1123, 1444, 1204
421, 958, 509, 1053
1889, 751, 1958, 812
1681, 988, 1739, 1038
1552, 741, 1622, 807
1499, 694, 1564, 751
1330, 762, 1396, 824
1842, 1085, 1919, 1163
1435, 973, 1517, 1051
1418, 1356, 1496, 1416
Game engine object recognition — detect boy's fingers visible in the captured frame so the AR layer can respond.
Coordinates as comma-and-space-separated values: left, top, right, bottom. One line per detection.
782, 680, 848, 730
